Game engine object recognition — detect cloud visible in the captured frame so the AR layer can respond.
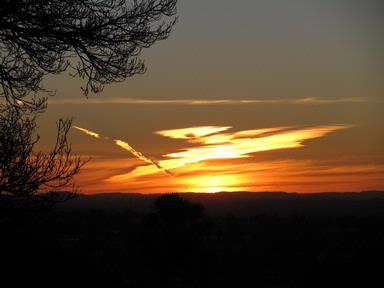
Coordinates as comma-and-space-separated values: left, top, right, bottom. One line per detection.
156, 126, 232, 140
107, 124, 354, 183
70, 124, 384, 194
69, 124, 384, 194
73, 126, 172, 176
49, 97, 365, 105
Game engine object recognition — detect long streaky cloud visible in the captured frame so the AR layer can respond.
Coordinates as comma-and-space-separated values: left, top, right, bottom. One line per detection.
107, 124, 354, 182
73, 126, 172, 176
50, 97, 365, 105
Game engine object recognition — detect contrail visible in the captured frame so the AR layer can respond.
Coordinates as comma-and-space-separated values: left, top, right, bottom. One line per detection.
114, 140, 173, 176
73, 126, 173, 176
73, 126, 101, 139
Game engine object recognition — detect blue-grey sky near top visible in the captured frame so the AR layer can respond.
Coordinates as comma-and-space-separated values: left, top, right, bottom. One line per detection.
44, 0, 384, 100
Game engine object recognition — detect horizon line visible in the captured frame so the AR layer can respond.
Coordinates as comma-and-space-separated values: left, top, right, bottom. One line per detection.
51, 190, 384, 196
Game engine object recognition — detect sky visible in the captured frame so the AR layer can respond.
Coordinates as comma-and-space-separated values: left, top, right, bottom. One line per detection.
37, 0, 384, 194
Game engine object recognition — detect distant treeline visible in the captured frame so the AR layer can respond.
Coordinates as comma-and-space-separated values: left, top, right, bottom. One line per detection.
59, 191, 384, 216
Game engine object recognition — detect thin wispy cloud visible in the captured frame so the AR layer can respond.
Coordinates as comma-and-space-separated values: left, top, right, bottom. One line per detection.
49, 97, 365, 105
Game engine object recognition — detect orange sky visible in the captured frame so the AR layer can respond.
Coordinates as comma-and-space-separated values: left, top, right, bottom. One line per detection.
69, 123, 384, 193
36, 0, 384, 193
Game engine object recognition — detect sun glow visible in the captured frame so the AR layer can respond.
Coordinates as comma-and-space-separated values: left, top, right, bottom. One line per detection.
181, 175, 245, 193
90, 124, 353, 193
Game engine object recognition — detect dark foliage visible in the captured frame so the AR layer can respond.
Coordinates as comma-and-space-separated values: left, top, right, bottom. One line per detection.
0, 0, 177, 109
153, 193, 204, 223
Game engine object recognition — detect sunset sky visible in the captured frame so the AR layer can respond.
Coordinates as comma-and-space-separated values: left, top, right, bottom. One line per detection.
37, 0, 383, 193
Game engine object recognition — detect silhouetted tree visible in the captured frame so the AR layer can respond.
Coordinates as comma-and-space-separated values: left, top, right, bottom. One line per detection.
0, 0, 178, 109
154, 193, 204, 224
0, 107, 85, 203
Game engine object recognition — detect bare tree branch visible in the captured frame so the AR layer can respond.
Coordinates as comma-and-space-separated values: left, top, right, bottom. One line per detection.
0, 106, 86, 199
0, 0, 178, 109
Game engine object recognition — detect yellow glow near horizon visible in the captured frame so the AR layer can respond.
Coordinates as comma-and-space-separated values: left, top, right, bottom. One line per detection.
181, 174, 245, 193
104, 124, 353, 192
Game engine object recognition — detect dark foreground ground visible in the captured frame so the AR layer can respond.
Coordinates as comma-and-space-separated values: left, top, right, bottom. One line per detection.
2, 191, 384, 288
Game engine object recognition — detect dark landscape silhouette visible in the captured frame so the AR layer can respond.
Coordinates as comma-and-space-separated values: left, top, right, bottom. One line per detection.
2, 191, 384, 288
